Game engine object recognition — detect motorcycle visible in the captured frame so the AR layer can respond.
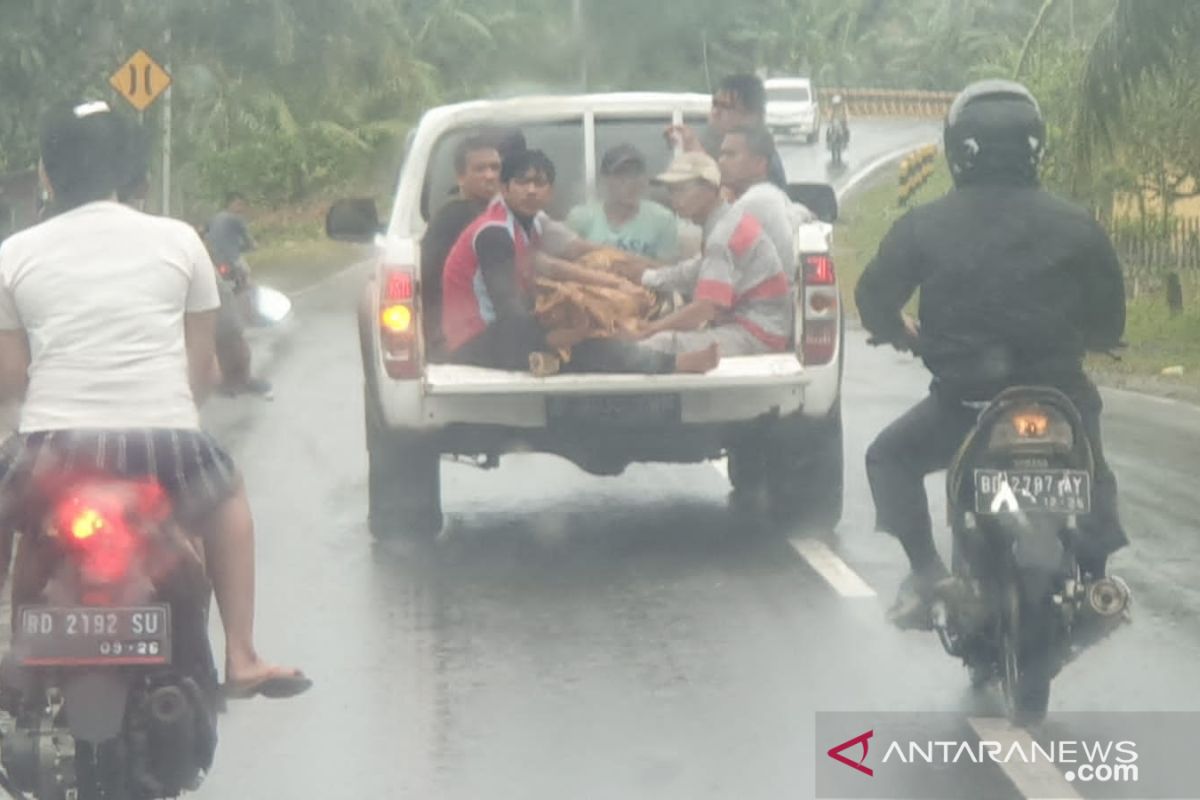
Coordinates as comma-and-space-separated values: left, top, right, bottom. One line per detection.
826, 119, 849, 167
0, 473, 220, 799
871, 334, 1131, 725
215, 262, 292, 329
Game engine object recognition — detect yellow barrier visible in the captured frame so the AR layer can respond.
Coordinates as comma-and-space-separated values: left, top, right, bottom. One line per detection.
898, 144, 939, 206
817, 88, 956, 119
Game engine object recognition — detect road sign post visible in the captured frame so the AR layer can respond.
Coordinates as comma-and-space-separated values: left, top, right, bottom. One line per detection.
110, 49, 172, 214
161, 30, 172, 216
109, 50, 171, 113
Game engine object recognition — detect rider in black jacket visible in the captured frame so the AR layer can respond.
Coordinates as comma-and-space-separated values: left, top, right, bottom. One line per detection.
855, 80, 1128, 629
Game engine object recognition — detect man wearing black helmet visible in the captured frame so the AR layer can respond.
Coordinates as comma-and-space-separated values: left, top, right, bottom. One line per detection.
855, 80, 1128, 629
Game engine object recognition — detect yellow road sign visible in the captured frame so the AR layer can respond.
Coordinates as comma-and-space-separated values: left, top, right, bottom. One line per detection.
109, 50, 171, 112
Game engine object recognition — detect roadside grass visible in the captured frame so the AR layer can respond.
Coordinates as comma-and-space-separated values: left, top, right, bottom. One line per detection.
835, 161, 1200, 394
833, 161, 951, 317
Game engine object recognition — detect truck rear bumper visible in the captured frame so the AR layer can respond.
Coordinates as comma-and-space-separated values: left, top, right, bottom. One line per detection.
378, 355, 817, 429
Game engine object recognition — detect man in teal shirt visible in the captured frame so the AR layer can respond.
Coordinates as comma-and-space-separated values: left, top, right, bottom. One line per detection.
567, 144, 678, 261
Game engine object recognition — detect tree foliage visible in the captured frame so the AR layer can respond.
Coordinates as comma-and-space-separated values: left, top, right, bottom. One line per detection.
0, 0, 1193, 217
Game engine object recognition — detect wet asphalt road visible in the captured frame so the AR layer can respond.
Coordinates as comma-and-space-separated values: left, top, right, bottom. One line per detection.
191, 122, 1200, 800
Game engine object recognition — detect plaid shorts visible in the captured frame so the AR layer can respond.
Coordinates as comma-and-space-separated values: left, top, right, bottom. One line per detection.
0, 429, 240, 531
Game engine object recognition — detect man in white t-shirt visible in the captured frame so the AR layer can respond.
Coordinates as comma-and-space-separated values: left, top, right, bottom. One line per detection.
0, 100, 308, 700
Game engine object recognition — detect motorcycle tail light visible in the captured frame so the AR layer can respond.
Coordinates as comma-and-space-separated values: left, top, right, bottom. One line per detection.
988, 405, 1074, 449
53, 481, 167, 586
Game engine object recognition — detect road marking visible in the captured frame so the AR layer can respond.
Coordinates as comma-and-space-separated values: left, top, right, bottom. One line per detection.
788, 538, 877, 598
710, 460, 876, 598
968, 717, 1083, 800
837, 141, 938, 202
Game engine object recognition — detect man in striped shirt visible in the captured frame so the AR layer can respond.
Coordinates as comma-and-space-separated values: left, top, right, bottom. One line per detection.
616, 151, 793, 357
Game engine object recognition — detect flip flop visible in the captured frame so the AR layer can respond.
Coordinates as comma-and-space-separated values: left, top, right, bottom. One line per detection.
223, 671, 313, 700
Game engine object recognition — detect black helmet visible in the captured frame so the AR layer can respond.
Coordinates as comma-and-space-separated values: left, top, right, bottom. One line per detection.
943, 80, 1045, 185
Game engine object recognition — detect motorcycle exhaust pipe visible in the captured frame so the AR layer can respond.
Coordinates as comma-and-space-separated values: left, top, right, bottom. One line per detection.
1067, 575, 1132, 659
1085, 575, 1132, 618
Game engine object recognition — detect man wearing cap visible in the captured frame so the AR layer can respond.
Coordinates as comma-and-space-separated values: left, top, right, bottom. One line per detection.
613, 151, 793, 358
566, 144, 678, 261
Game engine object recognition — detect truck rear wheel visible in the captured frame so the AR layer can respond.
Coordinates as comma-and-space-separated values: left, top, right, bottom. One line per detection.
727, 405, 844, 531
767, 405, 844, 531
364, 384, 443, 540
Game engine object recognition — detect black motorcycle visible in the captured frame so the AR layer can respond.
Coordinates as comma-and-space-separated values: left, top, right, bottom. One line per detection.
934, 386, 1131, 724
0, 474, 219, 799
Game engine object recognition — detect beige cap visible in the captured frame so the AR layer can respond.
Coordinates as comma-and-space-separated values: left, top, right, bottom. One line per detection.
653, 151, 721, 187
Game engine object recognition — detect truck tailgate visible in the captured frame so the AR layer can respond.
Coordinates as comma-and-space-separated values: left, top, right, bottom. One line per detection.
424, 354, 807, 396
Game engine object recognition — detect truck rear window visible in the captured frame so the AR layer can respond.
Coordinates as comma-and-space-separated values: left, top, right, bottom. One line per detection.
424, 120, 584, 221
421, 113, 710, 223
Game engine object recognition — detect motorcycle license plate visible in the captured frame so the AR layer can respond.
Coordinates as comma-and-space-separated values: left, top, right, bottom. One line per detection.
974, 469, 1091, 515
16, 606, 171, 667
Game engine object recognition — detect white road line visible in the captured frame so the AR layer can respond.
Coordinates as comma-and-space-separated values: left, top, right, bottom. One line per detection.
968, 717, 1083, 800
787, 538, 877, 598
709, 460, 876, 598
836, 141, 938, 202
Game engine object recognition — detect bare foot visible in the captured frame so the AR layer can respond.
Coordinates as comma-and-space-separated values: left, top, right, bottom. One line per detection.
675, 342, 720, 374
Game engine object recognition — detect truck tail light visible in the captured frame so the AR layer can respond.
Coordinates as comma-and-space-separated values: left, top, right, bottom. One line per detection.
379, 267, 421, 379
800, 254, 839, 366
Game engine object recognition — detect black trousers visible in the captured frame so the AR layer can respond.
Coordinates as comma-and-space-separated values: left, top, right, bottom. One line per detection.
451, 320, 674, 375
865, 381, 1126, 573
450, 317, 546, 372
564, 339, 674, 375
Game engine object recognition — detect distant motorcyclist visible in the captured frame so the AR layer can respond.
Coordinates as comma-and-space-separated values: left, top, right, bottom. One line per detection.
205, 192, 272, 398
854, 80, 1128, 630
827, 95, 850, 145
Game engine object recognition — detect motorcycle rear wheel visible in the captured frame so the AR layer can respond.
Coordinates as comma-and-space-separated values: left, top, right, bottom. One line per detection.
999, 581, 1054, 726
76, 739, 130, 800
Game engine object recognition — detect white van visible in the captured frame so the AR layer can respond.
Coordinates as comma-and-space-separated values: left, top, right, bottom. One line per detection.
765, 78, 820, 144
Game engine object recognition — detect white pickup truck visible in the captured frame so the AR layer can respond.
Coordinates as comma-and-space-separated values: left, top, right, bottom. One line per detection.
327, 93, 845, 538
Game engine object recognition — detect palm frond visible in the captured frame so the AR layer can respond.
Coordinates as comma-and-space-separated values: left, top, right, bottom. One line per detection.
1076, 0, 1200, 153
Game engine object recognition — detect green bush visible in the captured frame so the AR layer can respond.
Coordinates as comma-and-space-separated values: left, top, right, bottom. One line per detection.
197, 131, 306, 207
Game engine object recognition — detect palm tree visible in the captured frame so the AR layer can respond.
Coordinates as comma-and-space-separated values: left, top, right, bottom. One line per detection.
1074, 0, 1200, 150
1017, 0, 1200, 149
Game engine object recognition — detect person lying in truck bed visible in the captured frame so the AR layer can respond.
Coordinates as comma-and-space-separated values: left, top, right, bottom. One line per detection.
440, 149, 718, 375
